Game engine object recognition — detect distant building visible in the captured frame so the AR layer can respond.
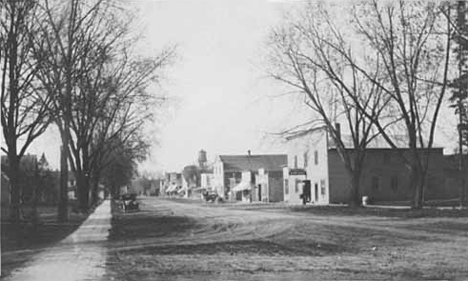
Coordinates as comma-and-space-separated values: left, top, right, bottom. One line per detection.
284, 126, 452, 205
200, 171, 214, 191
213, 153, 287, 200
198, 149, 208, 170
443, 154, 468, 203
0, 154, 70, 204
256, 167, 284, 202
2, 154, 39, 203
162, 172, 183, 195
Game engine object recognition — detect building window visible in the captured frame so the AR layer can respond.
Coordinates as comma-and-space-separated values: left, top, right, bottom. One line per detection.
294, 155, 298, 168
284, 179, 289, 195
314, 150, 319, 165
372, 176, 379, 191
303, 151, 308, 168
320, 179, 326, 195
295, 179, 300, 193
391, 176, 398, 193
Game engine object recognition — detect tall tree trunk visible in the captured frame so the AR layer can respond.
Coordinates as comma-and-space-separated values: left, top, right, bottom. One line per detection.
58, 145, 69, 221
348, 169, 362, 207
7, 151, 23, 247
6, 7, 21, 223
411, 161, 425, 209
76, 171, 90, 212
8, 154, 21, 222
90, 170, 101, 206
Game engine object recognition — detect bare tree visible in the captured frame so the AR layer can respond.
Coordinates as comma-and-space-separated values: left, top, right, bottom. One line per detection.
267, 1, 452, 208
0, 0, 52, 223
33, 0, 119, 218
446, 1, 468, 207
347, 1, 453, 208
71, 43, 174, 210
266, 3, 390, 206
34, 0, 175, 212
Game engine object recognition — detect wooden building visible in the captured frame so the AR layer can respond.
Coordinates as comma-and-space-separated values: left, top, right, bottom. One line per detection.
284, 127, 452, 205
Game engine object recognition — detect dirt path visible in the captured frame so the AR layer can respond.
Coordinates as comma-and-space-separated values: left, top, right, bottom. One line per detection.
106, 197, 468, 281
3, 200, 111, 281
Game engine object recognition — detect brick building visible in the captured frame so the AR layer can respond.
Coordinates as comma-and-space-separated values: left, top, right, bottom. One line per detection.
283, 127, 452, 205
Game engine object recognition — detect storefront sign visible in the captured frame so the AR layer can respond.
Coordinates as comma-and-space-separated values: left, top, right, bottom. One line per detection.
289, 168, 307, 176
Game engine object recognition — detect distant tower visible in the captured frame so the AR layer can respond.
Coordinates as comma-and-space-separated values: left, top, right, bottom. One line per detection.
198, 149, 207, 169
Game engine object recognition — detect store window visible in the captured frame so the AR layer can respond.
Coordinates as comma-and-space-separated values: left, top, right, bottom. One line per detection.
320, 179, 326, 195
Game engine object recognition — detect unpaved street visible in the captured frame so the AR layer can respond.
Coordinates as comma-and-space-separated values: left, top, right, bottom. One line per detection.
105, 198, 468, 281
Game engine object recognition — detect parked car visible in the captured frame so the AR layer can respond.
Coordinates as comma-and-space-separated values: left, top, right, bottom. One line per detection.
120, 193, 139, 211
202, 191, 221, 203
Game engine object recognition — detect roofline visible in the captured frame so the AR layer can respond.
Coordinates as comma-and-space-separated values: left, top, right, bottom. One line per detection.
218, 154, 287, 157
328, 147, 444, 151
285, 126, 327, 141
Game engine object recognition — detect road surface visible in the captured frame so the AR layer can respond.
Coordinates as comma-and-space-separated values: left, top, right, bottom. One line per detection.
105, 197, 468, 281
3, 197, 468, 280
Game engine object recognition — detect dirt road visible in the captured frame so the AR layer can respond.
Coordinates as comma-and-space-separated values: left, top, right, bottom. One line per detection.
105, 197, 468, 281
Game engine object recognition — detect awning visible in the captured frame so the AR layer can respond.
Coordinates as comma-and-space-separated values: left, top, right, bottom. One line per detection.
166, 185, 177, 193
232, 181, 252, 192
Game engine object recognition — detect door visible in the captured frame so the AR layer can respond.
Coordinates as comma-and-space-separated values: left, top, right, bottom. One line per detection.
258, 184, 262, 201
314, 183, 319, 202
302, 180, 311, 203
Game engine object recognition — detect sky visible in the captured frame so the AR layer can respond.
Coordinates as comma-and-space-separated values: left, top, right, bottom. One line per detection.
22, 0, 308, 172
11, 0, 460, 173
133, 0, 304, 172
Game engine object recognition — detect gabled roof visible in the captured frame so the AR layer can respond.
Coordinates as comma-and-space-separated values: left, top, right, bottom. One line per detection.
218, 154, 287, 172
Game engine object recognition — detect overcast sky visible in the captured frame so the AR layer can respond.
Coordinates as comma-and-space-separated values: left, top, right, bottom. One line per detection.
135, 0, 307, 172
25, 0, 308, 172
18, 0, 459, 173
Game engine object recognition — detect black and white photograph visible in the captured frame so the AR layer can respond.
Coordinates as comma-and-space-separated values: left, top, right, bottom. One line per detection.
1, 0, 468, 280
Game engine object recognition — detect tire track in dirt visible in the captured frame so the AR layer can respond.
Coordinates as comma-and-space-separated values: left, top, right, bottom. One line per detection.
107, 198, 297, 253
108, 198, 468, 254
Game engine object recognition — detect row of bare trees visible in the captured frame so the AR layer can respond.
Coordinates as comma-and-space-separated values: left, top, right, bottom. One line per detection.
266, 0, 466, 208
1, 0, 175, 223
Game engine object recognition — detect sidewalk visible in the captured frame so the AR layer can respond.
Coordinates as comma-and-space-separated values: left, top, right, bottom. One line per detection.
3, 200, 111, 281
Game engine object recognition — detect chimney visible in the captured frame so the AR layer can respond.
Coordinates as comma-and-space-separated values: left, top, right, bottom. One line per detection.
335, 123, 341, 140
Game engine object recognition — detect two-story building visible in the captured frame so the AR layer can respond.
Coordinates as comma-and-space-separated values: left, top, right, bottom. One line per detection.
162, 172, 183, 195
212, 152, 287, 201
284, 126, 450, 205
